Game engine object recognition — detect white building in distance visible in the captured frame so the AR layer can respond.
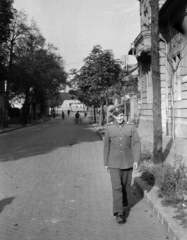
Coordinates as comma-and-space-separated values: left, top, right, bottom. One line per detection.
58, 99, 86, 112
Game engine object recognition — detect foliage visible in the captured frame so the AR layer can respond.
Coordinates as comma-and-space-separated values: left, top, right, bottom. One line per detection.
6, 11, 67, 104
48, 91, 63, 109
153, 163, 178, 199
139, 150, 187, 201
68, 89, 77, 99
173, 156, 187, 201
138, 145, 155, 186
108, 70, 138, 103
0, 0, 13, 43
123, 74, 138, 95
139, 145, 153, 163
11, 43, 67, 103
1, 8, 67, 125
70, 45, 122, 107
0, 0, 13, 77
4, 9, 35, 115
139, 151, 187, 226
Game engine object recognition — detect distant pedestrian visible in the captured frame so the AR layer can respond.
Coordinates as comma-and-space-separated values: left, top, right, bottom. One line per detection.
67, 109, 70, 116
74, 111, 81, 123
84, 111, 87, 117
103, 103, 141, 224
61, 111, 65, 120
75, 111, 80, 120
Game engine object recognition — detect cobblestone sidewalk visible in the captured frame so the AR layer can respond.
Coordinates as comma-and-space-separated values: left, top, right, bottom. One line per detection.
0, 116, 174, 240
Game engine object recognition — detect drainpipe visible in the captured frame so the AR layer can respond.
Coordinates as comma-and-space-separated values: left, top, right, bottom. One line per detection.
160, 37, 169, 135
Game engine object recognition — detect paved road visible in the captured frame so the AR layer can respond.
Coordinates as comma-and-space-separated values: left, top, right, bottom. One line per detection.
0, 114, 172, 240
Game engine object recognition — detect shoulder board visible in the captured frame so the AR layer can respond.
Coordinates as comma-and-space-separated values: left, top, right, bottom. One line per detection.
106, 122, 114, 126
126, 122, 133, 125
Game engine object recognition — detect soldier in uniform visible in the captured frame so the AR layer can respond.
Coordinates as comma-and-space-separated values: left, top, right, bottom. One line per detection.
103, 103, 141, 224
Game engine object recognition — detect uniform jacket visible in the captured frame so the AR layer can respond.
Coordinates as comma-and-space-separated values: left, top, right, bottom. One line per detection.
104, 121, 141, 169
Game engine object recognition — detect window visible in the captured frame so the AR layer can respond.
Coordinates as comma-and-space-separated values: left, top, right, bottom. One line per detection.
146, 68, 153, 103
138, 65, 143, 104
172, 54, 182, 101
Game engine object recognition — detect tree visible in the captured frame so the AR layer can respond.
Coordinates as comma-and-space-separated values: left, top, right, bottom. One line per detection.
0, 0, 13, 44
0, 6, 67, 126
74, 45, 122, 125
11, 39, 67, 124
0, 0, 13, 70
68, 89, 77, 99
0, 0, 13, 127
48, 91, 63, 109
109, 69, 138, 102
3, 9, 31, 126
108, 71, 138, 121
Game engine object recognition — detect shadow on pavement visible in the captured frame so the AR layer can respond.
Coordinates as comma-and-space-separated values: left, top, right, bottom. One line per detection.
123, 182, 144, 221
162, 138, 173, 162
0, 197, 15, 214
0, 117, 102, 162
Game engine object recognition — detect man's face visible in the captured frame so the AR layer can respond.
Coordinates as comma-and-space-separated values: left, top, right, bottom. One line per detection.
113, 113, 124, 124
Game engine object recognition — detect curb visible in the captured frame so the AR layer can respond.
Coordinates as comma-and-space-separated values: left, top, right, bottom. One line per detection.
95, 127, 187, 240
0, 119, 51, 135
133, 178, 186, 240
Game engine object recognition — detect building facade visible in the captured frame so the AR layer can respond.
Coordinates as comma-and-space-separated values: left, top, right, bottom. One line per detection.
129, 0, 187, 139
58, 100, 86, 112
159, 0, 187, 138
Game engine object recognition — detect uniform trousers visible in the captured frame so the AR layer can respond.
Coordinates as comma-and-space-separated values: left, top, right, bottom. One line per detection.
109, 168, 133, 216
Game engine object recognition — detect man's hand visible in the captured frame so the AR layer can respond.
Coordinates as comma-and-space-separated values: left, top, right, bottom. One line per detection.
133, 162, 138, 170
105, 166, 109, 171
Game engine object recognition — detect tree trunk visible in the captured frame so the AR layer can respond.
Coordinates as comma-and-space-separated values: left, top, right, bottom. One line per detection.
151, 0, 163, 164
21, 104, 26, 126
106, 98, 109, 124
3, 40, 14, 127
25, 104, 30, 124
33, 102, 36, 120
94, 106, 96, 123
99, 103, 103, 126
21, 91, 30, 125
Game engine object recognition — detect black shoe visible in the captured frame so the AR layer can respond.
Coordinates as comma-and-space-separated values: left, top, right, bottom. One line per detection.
116, 213, 125, 224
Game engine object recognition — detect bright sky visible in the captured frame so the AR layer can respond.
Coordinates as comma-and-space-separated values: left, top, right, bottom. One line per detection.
13, 0, 140, 73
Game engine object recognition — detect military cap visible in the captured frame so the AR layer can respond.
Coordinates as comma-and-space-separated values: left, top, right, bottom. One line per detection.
109, 103, 125, 116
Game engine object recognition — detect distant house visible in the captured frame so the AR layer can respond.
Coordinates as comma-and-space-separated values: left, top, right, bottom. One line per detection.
70, 101, 86, 111
58, 92, 86, 112
58, 99, 86, 112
